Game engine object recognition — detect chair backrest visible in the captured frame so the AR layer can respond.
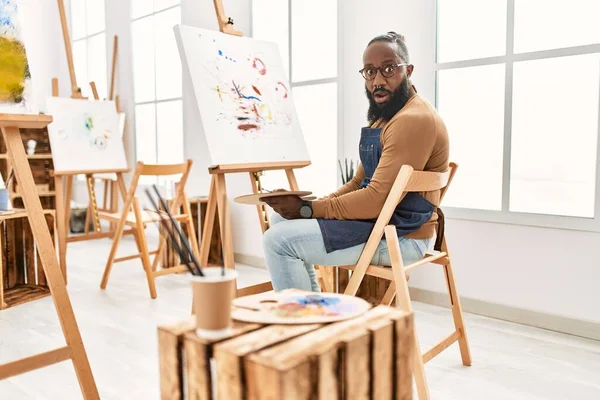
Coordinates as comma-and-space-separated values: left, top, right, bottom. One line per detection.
124, 160, 194, 214
342, 162, 458, 295
138, 162, 191, 177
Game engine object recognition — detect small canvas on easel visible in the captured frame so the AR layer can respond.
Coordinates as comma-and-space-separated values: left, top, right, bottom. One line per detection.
174, 24, 310, 166
0, 0, 35, 114
45, 97, 128, 173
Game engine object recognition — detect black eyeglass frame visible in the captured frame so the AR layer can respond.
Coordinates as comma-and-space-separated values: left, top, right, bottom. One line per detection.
359, 63, 410, 81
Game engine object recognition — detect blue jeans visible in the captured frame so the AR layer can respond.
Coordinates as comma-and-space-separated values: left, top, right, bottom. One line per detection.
262, 213, 432, 292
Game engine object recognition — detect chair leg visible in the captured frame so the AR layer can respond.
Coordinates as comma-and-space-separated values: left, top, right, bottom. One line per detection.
385, 226, 430, 400
442, 237, 472, 366
316, 266, 333, 292
100, 218, 126, 289
133, 198, 157, 299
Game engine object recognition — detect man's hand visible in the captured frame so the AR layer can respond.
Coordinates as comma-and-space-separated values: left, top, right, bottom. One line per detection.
261, 195, 304, 219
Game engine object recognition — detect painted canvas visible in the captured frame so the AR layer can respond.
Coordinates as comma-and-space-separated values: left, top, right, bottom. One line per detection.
0, 0, 34, 114
45, 97, 128, 174
174, 24, 310, 166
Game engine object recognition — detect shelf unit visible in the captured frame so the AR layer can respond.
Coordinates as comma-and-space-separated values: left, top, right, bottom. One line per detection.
0, 126, 56, 211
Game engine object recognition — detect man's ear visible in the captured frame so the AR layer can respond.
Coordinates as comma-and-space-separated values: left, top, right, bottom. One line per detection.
407, 64, 414, 78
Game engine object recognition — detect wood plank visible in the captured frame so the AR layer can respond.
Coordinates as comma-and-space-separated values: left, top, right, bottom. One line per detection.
184, 335, 212, 400
7, 218, 17, 287
248, 307, 397, 371
209, 161, 310, 174
391, 313, 414, 400
2, 285, 50, 308
246, 359, 314, 400
341, 329, 370, 400
14, 218, 25, 285
215, 324, 321, 400
369, 319, 394, 400
157, 328, 184, 400
316, 344, 341, 400
0, 114, 53, 129
0, 346, 71, 379
24, 217, 35, 285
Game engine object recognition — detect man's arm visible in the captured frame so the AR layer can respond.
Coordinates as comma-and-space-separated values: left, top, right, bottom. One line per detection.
320, 164, 366, 200
311, 114, 437, 220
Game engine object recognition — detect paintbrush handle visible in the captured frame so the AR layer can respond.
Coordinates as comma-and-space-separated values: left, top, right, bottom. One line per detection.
152, 185, 203, 275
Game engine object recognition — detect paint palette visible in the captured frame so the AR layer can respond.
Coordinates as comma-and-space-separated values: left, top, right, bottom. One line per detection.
234, 191, 313, 205
231, 291, 372, 324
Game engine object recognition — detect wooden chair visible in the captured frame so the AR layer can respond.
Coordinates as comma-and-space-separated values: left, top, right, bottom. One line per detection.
98, 160, 199, 299
331, 162, 471, 399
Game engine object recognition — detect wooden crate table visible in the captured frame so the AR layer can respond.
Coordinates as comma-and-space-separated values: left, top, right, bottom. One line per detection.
158, 302, 414, 400
0, 208, 56, 310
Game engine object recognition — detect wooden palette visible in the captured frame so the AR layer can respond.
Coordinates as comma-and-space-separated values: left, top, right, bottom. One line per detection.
234, 191, 313, 205
232, 291, 372, 324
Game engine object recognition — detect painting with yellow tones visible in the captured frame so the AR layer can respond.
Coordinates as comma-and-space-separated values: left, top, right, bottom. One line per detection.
0, 0, 33, 114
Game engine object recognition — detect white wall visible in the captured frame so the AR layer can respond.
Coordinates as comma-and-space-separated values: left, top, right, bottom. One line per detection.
17, 0, 70, 112
341, 0, 600, 325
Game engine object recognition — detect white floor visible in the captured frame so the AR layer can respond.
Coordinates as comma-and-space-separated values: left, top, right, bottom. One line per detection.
1, 234, 600, 399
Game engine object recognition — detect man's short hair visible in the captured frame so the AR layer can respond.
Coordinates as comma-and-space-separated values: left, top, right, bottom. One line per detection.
368, 32, 410, 64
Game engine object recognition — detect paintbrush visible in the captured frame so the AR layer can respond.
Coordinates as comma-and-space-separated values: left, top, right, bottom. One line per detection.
145, 190, 199, 276
4, 169, 14, 188
145, 189, 203, 277
151, 185, 204, 276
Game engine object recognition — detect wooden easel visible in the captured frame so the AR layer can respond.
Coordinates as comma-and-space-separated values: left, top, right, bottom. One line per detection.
54, 0, 129, 275
197, 1, 310, 297
0, 114, 99, 399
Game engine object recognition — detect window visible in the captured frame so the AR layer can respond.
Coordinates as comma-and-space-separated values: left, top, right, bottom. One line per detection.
69, 0, 108, 99
131, 0, 183, 167
436, 0, 600, 231
252, 0, 339, 198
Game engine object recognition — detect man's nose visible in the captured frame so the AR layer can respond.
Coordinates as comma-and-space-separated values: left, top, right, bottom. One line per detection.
373, 70, 387, 87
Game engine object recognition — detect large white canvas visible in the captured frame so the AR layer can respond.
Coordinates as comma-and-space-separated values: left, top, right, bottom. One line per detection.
45, 97, 128, 174
174, 25, 310, 166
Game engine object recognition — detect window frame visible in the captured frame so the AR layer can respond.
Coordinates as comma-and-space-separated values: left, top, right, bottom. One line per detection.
250, 0, 343, 194
67, 0, 109, 99
434, 0, 600, 232
130, 2, 183, 166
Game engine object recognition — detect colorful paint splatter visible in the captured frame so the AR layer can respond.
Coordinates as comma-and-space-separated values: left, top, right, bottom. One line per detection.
56, 113, 113, 151
202, 38, 293, 138
0, 0, 32, 111
270, 294, 362, 319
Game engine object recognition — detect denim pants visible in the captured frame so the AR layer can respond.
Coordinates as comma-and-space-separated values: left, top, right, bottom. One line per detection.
262, 213, 432, 292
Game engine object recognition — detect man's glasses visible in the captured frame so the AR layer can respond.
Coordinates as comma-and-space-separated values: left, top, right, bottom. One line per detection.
359, 63, 409, 81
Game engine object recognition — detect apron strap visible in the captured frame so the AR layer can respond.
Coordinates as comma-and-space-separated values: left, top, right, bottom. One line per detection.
434, 207, 445, 252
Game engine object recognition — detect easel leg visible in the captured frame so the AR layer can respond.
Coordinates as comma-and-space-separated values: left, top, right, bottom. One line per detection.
110, 180, 118, 233
64, 175, 73, 241
249, 172, 269, 233
199, 176, 217, 266
54, 175, 67, 281
86, 175, 101, 233
1, 126, 99, 399
215, 173, 234, 268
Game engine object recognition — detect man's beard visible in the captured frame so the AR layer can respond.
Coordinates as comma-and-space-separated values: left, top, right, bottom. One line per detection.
366, 79, 412, 123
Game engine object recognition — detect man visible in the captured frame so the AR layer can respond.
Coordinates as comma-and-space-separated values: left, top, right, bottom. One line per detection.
261, 32, 449, 292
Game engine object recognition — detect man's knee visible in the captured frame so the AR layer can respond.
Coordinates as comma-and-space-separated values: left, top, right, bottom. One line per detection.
263, 222, 295, 256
